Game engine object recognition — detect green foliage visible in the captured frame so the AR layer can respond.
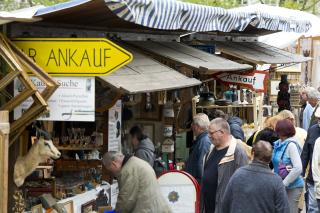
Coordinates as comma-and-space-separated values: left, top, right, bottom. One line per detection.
281, 0, 302, 10
180, 0, 240, 8
181, 0, 319, 14
0, 0, 69, 11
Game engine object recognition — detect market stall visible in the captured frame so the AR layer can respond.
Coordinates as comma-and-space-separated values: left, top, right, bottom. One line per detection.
0, 0, 313, 212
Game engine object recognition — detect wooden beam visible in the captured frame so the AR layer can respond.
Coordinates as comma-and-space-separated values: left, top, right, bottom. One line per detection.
0, 111, 9, 213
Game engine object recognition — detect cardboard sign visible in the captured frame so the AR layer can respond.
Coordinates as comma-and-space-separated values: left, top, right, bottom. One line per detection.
14, 77, 95, 121
12, 38, 133, 76
213, 70, 268, 92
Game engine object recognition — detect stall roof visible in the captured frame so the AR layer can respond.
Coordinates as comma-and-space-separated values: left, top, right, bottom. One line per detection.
214, 41, 311, 65
98, 44, 201, 94
126, 41, 252, 73
32, 0, 311, 34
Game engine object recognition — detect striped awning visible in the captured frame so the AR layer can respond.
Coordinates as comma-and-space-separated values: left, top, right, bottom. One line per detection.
105, 0, 311, 33
33, 0, 311, 34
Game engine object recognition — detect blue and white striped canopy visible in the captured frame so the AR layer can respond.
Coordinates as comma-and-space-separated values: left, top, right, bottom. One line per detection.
104, 0, 311, 33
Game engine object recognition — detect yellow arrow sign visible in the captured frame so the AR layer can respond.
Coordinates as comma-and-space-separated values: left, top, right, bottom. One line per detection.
12, 38, 133, 76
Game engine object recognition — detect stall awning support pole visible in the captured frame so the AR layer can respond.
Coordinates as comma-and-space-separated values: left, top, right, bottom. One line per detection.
0, 111, 9, 213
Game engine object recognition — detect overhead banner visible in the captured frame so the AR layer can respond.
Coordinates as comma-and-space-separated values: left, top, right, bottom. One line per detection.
213, 70, 268, 92
14, 77, 95, 121
12, 38, 133, 76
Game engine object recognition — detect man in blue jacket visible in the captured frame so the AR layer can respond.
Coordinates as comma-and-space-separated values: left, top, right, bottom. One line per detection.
185, 113, 211, 184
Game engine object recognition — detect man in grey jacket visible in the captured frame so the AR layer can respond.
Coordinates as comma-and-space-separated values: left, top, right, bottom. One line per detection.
130, 125, 155, 167
222, 140, 290, 213
202, 118, 248, 213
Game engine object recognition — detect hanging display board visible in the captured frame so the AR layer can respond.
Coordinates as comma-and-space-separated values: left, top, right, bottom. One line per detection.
108, 100, 122, 152
213, 70, 268, 92
14, 77, 95, 121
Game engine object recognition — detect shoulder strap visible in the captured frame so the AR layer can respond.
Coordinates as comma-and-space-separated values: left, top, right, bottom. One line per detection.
280, 142, 292, 160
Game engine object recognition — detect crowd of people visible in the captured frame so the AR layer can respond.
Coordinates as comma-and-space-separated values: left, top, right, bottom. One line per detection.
100, 86, 320, 213
184, 86, 320, 213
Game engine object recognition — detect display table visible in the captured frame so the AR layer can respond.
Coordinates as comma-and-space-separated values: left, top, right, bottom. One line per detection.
57, 184, 110, 212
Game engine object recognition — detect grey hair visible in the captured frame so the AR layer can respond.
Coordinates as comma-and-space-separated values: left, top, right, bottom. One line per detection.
210, 117, 230, 134
102, 151, 124, 167
193, 113, 210, 130
307, 87, 320, 100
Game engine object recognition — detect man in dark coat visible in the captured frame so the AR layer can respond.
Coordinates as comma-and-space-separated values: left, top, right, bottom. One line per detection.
185, 113, 211, 184
301, 107, 320, 212
222, 140, 289, 213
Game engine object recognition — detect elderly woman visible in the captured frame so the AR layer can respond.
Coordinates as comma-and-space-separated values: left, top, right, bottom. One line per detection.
277, 110, 307, 149
272, 119, 304, 213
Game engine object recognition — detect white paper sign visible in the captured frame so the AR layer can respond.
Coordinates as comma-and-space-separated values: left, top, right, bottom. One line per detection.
108, 100, 122, 151
14, 77, 95, 121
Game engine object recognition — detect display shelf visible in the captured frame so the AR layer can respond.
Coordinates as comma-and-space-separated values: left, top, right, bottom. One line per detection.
56, 146, 102, 151
196, 104, 254, 109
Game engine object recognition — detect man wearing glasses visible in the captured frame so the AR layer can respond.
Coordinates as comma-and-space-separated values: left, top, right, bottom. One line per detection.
202, 118, 248, 213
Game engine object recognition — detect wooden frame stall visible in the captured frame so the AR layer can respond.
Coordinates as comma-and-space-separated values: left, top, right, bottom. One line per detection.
0, 111, 9, 213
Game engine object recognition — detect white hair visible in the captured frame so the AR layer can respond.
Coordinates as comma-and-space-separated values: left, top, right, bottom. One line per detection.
102, 151, 124, 167
307, 88, 320, 100
193, 113, 210, 131
210, 118, 230, 134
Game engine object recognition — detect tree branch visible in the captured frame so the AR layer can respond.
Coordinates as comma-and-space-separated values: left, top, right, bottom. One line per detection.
301, 0, 309, 10
303, 0, 320, 11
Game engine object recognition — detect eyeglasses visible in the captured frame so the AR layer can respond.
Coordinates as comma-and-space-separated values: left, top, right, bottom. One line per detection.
209, 129, 222, 136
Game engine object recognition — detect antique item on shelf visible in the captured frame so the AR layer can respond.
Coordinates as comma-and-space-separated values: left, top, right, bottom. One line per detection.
162, 138, 175, 153
81, 200, 96, 213
163, 125, 173, 137
214, 99, 231, 106
241, 89, 249, 104
96, 189, 109, 209
198, 92, 215, 106
163, 102, 174, 118
62, 200, 74, 213
31, 204, 43, 213
12, 189, 25, 213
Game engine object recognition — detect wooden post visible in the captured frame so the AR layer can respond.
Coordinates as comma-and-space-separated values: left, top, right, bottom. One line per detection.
0, 111, 9, 213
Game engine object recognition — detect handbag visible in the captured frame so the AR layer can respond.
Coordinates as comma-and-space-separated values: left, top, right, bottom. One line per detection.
278, 142, 292, 179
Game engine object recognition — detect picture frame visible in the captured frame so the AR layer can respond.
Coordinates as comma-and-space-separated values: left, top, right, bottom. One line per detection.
137, 123, 155, 142
31, 204, 43, 213
63, 200, 74, 213
81, 200, 96, 213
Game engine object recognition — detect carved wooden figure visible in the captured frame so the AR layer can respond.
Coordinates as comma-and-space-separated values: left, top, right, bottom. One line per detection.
14, 137, 61, 187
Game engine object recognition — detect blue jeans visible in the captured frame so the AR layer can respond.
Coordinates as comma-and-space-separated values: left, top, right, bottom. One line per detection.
307, 182, 319, 213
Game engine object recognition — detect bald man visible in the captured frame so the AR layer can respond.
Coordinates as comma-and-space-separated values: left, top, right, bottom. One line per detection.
222, 141, 289, 213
